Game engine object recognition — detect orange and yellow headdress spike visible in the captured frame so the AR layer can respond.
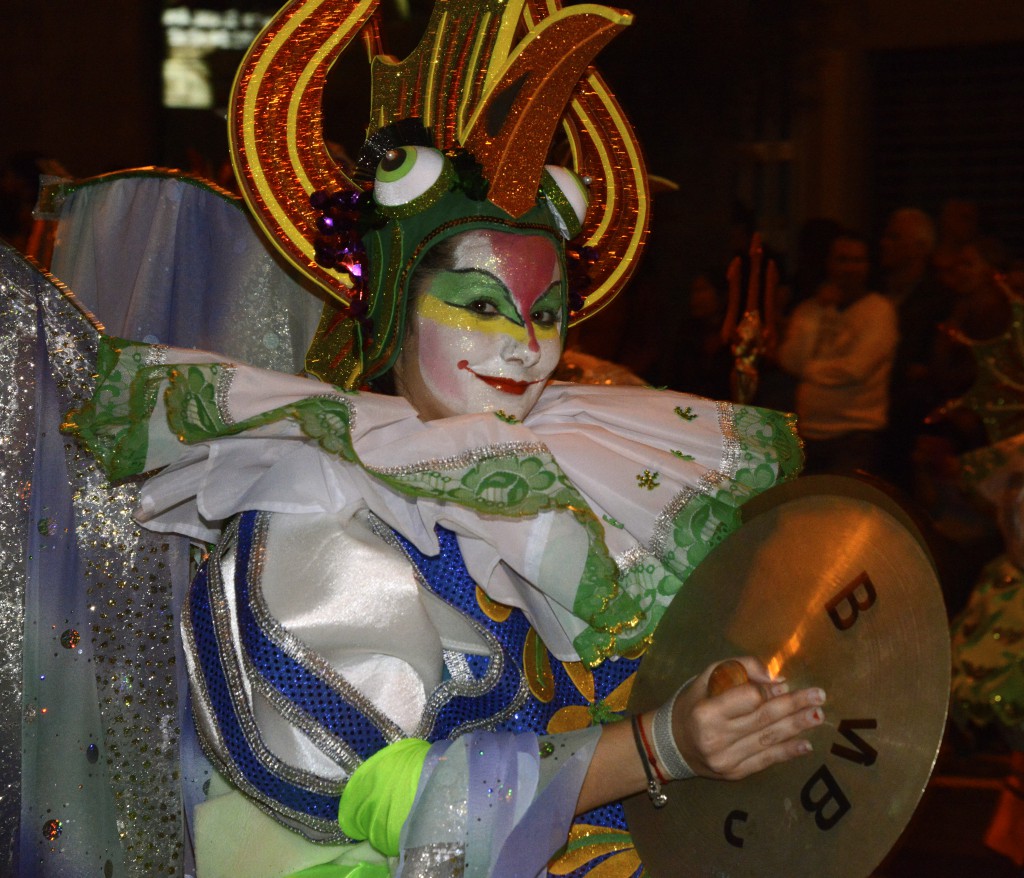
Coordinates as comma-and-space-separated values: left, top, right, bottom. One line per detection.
230, 0, 649, 384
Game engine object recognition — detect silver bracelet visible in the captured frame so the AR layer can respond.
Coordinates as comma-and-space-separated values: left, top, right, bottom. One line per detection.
651, 685, 696, 781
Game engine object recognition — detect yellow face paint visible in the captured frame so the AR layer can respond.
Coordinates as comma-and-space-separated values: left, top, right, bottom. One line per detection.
416, 291, 560, 345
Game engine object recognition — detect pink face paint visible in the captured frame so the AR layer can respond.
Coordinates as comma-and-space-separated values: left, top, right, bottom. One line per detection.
456, 232, 561, 352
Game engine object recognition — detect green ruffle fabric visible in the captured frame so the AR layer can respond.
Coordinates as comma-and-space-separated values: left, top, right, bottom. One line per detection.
610, 403, 802, 653
65, 336, 802, 665
64, 337, 638, 664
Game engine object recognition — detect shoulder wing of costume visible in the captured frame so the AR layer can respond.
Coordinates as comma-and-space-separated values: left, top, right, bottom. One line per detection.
44, 169, 323, 371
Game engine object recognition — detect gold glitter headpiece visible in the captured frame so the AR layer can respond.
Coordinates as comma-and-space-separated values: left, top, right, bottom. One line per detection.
230, 0, 649, 387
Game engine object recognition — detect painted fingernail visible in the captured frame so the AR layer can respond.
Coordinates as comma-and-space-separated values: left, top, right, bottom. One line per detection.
770, 682, 790, 697
798, 740, 813, 754
810, 688, 826, 705
808, 707, 824, 724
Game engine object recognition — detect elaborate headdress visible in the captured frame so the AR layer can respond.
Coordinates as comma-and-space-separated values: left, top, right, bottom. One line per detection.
229, 0, 649, 388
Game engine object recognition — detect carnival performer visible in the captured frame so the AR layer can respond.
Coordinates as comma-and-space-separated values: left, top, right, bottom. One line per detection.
53, 1, 827, 876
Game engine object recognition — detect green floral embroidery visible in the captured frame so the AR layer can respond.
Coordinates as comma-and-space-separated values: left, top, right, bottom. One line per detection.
636, 470, 660, 490
602, 515, 625, 529
459, 456, 556, 509
171, 366, 222, 441
674, 405, 698, 421
671, 449, 695, 461
493, 409, 519, 424
612, 403, 803, 650
62, 336, 167, 479
290, 398, 357, 459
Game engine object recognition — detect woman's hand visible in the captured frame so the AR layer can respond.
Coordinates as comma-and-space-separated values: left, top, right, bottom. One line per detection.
576, 656, 823, 814
672, 656, 825, 781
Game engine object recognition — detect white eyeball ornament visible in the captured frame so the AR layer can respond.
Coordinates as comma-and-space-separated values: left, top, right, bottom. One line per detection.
540, 165, 591, 239
373, 146, 455, 215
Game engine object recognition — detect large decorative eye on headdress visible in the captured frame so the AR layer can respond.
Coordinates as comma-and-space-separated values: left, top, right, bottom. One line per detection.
372, 146, 454, 215
230, 0, 650, 387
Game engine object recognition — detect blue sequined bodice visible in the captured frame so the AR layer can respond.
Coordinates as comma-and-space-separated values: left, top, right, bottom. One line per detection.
395, 525, 644, 878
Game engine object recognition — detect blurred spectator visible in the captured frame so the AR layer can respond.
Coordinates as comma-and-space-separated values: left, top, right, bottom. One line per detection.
901, 238, 1012, 614
0, 151, 70, 258
673, 272, 733, 399
933, 198, 980, 289
777, 230, 898, 475
790, 217, 843, 307
877, 207, 955, 489
929, 238, 1013, 423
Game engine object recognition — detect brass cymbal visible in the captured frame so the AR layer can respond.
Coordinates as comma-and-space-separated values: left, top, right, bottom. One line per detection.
624, 475, 950, 878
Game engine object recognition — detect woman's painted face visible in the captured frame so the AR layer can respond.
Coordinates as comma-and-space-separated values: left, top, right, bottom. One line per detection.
393, 229, 565, 421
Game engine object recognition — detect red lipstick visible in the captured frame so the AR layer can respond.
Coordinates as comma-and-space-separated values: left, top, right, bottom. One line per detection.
458, 360, 535, 395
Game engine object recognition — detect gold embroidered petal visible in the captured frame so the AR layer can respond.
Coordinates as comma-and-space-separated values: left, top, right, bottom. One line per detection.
585, 849, 643, 878
547, 704, 595, 734
602, 672, 636, 712
524, 627, 556, 703
475, 585, 513, 622
562, 659, 596, 702
548, 824, 634, 874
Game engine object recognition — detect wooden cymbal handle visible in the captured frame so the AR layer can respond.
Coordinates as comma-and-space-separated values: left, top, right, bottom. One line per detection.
707, 660, 750, 697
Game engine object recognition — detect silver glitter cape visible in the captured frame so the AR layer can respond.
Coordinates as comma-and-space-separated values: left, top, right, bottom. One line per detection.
2, 171, 325, 878
1, 240, 188, 876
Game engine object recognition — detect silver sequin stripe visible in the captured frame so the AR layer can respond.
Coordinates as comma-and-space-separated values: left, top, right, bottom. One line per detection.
211, 362, 361, 435
211, 516, 359, 797
366, 441, 551, 477
644, 468, 731, 564
0, 259, 37, 859
368, 515, 530, 740
181, 572, 349, 844
181, 516, 349, 841
214, 363, 238, 426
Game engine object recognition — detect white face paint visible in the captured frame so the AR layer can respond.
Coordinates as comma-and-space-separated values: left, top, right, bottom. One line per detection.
392, 229, 565, 421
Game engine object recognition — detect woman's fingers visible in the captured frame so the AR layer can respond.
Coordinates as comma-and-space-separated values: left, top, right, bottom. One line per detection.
674, 658, 827, 781
701, 691, 826, 779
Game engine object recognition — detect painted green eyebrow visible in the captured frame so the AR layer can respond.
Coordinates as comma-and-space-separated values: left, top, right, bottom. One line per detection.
427, 269, 563, 326
531, 285, 563, 318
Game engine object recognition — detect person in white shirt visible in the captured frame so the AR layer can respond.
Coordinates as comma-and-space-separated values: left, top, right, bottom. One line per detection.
777, 230, 899, 476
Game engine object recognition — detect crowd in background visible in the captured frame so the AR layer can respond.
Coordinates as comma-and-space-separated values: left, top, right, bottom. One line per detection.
664, 201, 1024, 618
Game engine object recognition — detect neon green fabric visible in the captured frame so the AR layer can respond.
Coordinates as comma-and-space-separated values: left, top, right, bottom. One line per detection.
338, 737, 431, 857
285, 865, 390, 878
